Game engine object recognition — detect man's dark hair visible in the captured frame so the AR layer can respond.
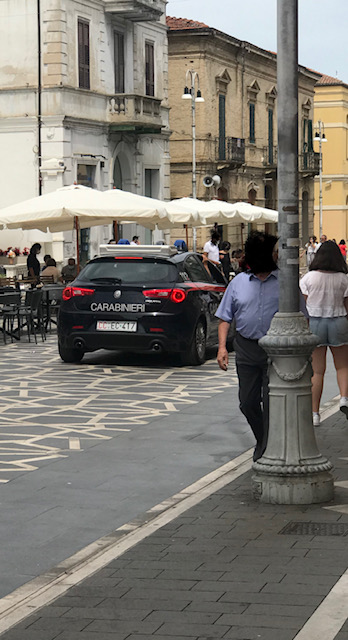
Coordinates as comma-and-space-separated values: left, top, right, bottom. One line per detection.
30, 243, 41, 254
339, 239, 346, 245
210, 231, 220, 244
132, 236, 139, 242
310, 240, 348, 274
46, 258, 56, 267
220, 241, 231, 251
244, 231, 278, 274
43, 254, 51, 263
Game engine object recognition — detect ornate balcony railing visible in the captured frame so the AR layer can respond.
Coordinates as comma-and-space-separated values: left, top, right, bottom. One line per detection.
104, 0, 164, 21
299, 151, 319, 175
108, 94, 162, 131
216, 137, 245, 165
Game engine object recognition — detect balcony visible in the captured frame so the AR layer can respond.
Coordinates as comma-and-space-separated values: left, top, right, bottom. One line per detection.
299, 151, 319, 176
104, 0, 164, 21
216, 137, 245, 167
108, 94, 163, 133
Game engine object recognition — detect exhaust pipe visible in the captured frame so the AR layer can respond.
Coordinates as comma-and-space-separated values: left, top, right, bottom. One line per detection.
73, 338, 85, 350
151, 342, 163, 353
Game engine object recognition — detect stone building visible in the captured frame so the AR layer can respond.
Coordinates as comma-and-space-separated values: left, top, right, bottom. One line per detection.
167, 17, 320, 251
0, 0, 169, 262
313, 74, 348, 242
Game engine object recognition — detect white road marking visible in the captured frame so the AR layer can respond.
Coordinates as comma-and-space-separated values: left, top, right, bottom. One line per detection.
69, 438, 81, 450
293, 571, 348, 640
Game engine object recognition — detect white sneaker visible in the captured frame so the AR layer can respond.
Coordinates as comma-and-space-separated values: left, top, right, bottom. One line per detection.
339, 397, 348, 418
313, 412, 320, 427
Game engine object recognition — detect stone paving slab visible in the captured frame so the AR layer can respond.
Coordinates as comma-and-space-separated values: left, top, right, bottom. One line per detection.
1, 410, 348, 639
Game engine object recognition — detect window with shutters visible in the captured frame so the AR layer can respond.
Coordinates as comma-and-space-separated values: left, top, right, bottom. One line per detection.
218, 94, 226, 160
249, 103, 255, 144
145, 42, 155, 96
268, 108, 274, 164
114, 31, 125, 93
78, 19, 90, 89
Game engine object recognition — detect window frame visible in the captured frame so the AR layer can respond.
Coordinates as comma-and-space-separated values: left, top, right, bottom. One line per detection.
249, 102, 256, 144
145, 41, 155, 97
114, 30, 125, 94
78, 18, 90, 90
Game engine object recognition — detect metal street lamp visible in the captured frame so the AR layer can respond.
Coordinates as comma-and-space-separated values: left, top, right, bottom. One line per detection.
314, 122, 327, 238
182, 70, 204, 251
251, 0, 333, 505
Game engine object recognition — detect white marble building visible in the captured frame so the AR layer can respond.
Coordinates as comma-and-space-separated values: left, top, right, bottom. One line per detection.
0, 0, 169, 263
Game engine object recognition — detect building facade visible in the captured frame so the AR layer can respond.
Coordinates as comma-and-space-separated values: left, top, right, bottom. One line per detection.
0, 0, 169, 262
313, 75, 348, 243
167, 17, 320, 251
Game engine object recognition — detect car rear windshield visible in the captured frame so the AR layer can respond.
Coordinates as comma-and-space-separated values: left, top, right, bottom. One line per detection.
80, 258, 178, 284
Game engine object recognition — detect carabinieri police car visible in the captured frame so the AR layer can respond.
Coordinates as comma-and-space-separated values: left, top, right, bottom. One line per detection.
57, 244, 229, 365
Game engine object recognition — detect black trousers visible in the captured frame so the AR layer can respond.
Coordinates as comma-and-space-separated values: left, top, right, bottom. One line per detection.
234, 332, 269, 449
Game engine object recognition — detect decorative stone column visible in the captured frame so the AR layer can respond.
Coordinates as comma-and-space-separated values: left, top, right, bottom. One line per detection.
251, 313, 333, 504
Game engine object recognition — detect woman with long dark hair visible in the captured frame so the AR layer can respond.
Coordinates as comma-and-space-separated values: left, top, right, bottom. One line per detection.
300, 240, 348, 426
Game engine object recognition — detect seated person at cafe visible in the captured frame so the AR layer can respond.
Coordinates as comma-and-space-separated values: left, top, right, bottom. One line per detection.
61, 258, 78, 283
42, 258, 61, 283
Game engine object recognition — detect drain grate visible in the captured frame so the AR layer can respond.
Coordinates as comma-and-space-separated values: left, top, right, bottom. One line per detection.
279, 521, 348, 537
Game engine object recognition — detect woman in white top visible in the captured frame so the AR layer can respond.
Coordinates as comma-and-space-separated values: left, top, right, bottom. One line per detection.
300, 235, 318, 268
300, 241, 348, 426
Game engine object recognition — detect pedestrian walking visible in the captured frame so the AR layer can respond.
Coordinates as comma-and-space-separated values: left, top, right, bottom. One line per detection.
27, 243, 41, 283
215, 231, 279, 461
300, 240, 348, 426
219, 241, 231, 281
203, 230, 221, 266
339, 239, 347, 260
301, 236, 318, 268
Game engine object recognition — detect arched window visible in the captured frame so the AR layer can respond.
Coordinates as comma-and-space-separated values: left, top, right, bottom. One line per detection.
113, 157, 122, 189
217, 186, 228, 201
248, 188, 257, 205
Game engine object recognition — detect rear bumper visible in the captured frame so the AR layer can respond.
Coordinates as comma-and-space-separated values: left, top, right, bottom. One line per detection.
58, 330, 190, 354
57, 310, 195, 354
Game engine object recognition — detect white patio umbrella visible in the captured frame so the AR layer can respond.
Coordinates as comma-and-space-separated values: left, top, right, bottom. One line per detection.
170, 198, 278, 225
101, 189, 201, 227
0, 185, 175, 233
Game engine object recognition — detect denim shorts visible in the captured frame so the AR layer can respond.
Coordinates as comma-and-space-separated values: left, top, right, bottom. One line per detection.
309, 316, 348, 347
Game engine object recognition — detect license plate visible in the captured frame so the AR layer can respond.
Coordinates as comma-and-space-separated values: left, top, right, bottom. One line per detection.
96, 321, 137, 332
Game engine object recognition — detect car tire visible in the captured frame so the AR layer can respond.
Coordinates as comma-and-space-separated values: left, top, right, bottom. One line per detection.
58, 342, 84, 363
185, 320, 206, 366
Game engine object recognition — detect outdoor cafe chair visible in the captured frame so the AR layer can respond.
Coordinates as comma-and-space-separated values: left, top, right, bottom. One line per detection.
0, 291, 21, 344
14, 289, 46, 343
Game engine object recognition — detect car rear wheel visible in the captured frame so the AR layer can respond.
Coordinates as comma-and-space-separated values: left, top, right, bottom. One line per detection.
185, 320, 206, 366
58, 342, 84, 363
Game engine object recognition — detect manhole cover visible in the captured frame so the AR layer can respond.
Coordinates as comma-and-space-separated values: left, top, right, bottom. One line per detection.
279, 521, 348, 536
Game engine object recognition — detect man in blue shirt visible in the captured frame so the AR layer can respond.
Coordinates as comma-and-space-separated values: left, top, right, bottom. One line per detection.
216, 232, 279, 461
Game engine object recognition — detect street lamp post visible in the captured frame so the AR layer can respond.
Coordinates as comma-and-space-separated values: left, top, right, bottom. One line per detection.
314, 122, 327, 238
182, 70, 204, 251
251, 0, 333, 505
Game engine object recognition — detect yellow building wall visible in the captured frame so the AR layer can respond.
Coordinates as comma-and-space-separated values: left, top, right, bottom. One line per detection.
313, 84, 348, 242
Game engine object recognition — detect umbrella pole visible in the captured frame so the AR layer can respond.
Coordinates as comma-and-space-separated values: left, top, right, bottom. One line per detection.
75, 216, 80, 272
184, 224, 189, 249
113, 220, 118, 243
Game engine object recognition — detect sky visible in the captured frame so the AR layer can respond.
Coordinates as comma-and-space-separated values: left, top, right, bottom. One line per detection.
166, 0, 348, 83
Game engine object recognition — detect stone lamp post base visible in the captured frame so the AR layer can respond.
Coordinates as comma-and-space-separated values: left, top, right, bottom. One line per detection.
251, 312, 334, 505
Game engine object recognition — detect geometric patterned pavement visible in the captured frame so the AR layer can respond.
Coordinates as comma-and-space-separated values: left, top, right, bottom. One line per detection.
0, 336, 238, 482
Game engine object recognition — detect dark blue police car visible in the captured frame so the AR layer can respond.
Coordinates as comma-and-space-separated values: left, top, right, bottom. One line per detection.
57, 245, 229, 365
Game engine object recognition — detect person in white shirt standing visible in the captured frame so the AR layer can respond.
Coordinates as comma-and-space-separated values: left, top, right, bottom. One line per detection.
203, 230, 221, 267
300, 240, 348, 427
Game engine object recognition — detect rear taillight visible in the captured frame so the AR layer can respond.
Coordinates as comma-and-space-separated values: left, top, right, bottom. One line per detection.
142, 288, 186, 303
62, 286, 95, 301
